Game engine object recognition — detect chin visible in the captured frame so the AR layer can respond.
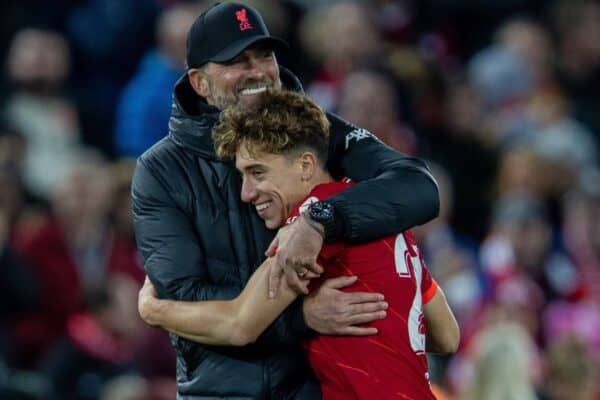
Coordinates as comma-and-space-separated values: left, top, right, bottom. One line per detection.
240, 95, 263, 107
265, 220, 278, 230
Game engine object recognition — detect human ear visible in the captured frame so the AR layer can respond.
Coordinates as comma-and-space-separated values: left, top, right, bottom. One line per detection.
187, 68, 210, 98
299, 152, 317, 181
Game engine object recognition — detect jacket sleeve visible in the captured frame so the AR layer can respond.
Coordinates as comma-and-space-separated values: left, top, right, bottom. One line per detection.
132, 156, 311, 345
325, 113, 440, 243
132, 157, 239, 302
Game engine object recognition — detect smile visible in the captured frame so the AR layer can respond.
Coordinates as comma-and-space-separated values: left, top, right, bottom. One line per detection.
240, 86, 267, 95
255, 201, 271, 212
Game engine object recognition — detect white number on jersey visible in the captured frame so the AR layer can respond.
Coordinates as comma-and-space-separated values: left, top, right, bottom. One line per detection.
394, 233, 426, 354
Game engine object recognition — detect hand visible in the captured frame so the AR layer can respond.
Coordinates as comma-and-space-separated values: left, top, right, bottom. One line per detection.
138, 276, 160, 326
265, 218, 324, 298
303, 276, 388, 335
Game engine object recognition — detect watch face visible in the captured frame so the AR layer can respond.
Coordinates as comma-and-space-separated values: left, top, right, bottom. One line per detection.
311, 201, 333, 221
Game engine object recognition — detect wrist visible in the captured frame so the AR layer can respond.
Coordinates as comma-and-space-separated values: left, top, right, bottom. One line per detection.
301, 297, 315, 331
307, 200, 339, 243
141, 297, 163, 327
301, 211, 325, 238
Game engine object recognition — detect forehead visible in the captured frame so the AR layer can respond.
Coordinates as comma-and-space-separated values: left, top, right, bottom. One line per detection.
235, 143, 284, 170
207, 42, 276, 69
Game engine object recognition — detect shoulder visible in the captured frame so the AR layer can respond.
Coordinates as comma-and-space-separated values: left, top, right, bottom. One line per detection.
133, 136, 198, 201
325, 112, 356, 138
325, 111, 379, 153
285, 181, 353, 225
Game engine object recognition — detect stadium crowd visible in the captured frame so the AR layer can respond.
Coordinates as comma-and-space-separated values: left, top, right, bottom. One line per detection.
0, 0, 599, 399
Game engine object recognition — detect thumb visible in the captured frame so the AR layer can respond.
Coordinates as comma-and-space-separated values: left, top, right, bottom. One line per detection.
323, 275, 357, 290
265, 236, 279, 257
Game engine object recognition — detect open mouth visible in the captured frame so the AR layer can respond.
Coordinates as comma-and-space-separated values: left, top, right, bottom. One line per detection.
255, 201, 271, 214
239, 86, 267, 96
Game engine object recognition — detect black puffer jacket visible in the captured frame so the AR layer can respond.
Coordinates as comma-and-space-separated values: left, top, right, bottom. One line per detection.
132, 68, 439, 399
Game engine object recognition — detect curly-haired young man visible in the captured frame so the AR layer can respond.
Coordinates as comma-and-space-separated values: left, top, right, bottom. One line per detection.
139, 91, 458, 400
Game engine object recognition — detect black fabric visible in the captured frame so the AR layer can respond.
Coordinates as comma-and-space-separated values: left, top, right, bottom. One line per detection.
186, 2, 287, 68
132, 67, 439, 399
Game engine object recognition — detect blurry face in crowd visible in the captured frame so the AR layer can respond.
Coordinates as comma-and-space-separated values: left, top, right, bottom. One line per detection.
52, 163, 112, 225
189, 43, 282, 110
8, 28, 70, 92
338, 71, 398, 134
508, 217, 551, 271
236, 142, 316, 229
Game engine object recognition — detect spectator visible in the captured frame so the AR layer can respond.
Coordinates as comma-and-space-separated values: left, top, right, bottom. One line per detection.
482, 195, 582, 302
299, 1, 383, 110
337, 70, 417, 155
40, 276, 146, 400
115, 3, 199, 157
543, 336, 599, 400
3, 28, 83, 200
12, 155, 144, 366
550, 0, 600, 136
562, 167, 600, 302
461, 322, 540, 400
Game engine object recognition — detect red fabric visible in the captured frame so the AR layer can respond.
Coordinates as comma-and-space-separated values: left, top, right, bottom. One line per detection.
67, 313, 132, 363
287, 181, 436, 400
12, 217, 144, 364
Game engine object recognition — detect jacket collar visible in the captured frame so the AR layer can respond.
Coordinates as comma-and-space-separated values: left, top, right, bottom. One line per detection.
168, 67, 304, 160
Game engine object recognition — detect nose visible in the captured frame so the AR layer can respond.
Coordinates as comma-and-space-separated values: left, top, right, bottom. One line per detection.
245, 56, 266, 80
241, 177, 258, 203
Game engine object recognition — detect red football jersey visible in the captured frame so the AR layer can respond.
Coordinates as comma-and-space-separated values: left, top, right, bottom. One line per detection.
287, 180, 438, 400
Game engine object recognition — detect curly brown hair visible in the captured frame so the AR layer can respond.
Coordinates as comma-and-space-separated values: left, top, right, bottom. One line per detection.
212, 90, 330, 166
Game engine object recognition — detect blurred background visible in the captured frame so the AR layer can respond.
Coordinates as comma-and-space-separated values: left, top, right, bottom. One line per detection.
0, 0, 599, 399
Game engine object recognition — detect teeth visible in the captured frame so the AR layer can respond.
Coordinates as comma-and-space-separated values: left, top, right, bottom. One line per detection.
240, 86, 267, 95
256, 202, 270, 211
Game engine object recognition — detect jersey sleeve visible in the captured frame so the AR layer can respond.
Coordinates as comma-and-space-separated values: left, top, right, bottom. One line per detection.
421, 264, 438, 305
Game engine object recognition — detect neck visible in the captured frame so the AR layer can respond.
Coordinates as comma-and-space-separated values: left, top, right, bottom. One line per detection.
306, 168, 334, 194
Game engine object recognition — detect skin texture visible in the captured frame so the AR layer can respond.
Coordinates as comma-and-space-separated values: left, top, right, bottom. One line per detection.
187, 45, 282, 110
236, 146, 316, 230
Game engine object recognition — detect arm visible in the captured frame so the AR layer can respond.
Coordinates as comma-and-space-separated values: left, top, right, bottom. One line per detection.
134, 156, 316, 347
423, 287, 460, 354
326, 114, 439, 243
139, 258, 302, 346
132, 157, 237, 302
268, 115, 439, 293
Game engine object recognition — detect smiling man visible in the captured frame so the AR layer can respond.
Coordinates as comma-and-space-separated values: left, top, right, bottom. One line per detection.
132, 2, 440, 399
138, 90, 458, 400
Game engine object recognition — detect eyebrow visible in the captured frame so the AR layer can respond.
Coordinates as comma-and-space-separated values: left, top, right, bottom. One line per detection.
236, 162, 265, 173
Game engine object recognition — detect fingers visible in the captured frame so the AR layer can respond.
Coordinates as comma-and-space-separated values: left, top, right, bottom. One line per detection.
305, 261, 324, 275
303, 270, 320, 279
286, 259, 322, 275
285, 269, 310, 295
345, 311, 387, 326
348, 301, 388, 314
323, 275, 358, 289
336, 326, 379, 336
265, 236, 279, 257
345, 292, 386, 304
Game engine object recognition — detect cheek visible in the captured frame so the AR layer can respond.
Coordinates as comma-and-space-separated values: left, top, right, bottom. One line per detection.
212, 72, 236, 93
266, 64, 280, 82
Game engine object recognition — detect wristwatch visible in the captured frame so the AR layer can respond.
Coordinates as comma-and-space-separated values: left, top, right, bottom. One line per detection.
308, 201, 337, 243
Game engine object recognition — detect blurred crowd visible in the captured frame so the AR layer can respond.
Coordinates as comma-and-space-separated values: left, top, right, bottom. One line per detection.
1, 0, 599, 399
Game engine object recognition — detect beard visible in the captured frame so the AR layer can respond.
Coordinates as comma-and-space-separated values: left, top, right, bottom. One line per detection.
206, 77, 283, 110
